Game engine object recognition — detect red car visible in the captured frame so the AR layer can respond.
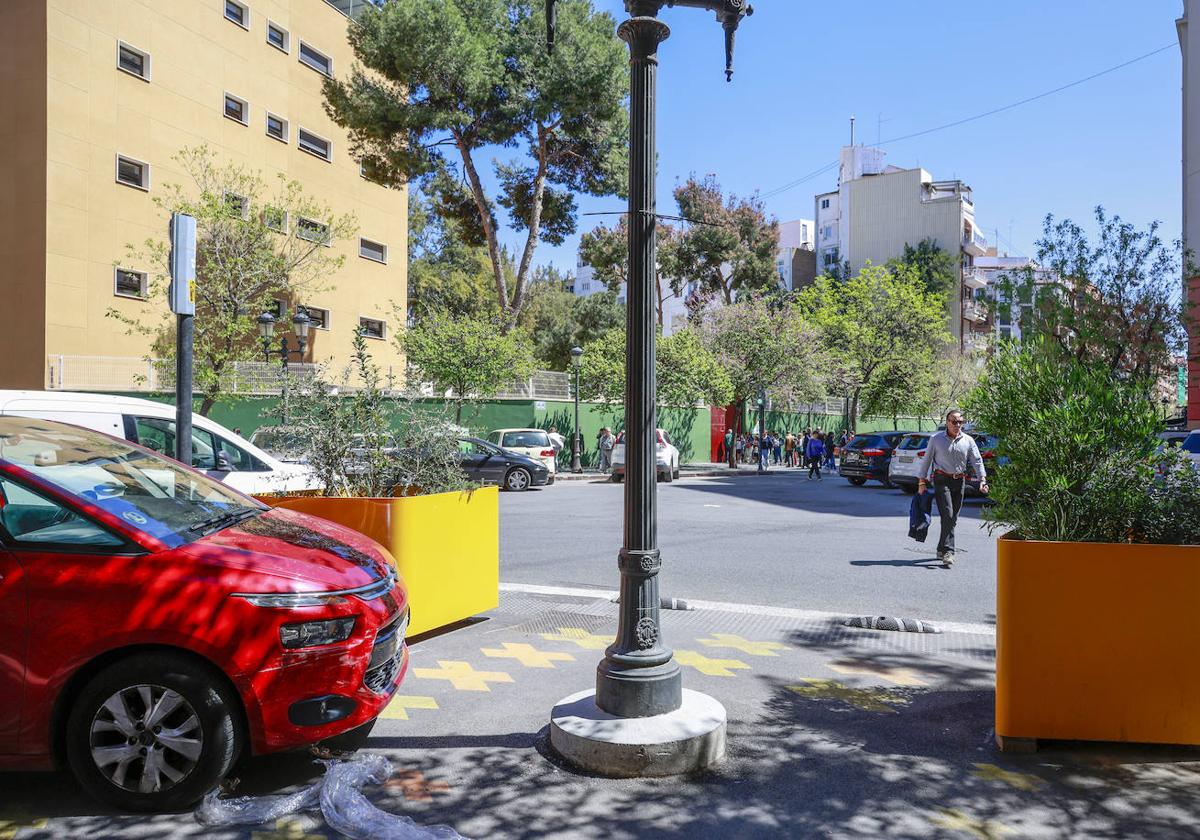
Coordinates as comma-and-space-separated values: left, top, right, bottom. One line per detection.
0, 417, 409, 811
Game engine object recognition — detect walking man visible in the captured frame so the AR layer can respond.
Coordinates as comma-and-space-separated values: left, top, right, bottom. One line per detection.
917, 410, 988, 567
598, 427, 615, 474
806, 430, 826, 480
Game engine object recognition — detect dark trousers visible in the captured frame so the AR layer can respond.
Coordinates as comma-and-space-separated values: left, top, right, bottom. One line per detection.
933, 474, 965, 554
807, 456, 822, 478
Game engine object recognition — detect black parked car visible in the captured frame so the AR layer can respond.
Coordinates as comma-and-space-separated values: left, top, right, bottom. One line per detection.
839, 431, 914, 487
456, 437, 549, 491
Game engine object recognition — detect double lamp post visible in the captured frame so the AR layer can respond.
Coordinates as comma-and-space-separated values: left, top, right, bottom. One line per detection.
256, 308, 311, 423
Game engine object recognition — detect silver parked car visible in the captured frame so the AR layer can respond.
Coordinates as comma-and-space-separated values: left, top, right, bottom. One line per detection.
887, 433, 931, 493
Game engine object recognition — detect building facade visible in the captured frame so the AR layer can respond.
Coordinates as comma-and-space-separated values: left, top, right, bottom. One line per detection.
776, 218, 816, 292
571, 256, 695, 336
814, 145, 990, 350
1179, 1, 1199, 428
0, 0, 407, 391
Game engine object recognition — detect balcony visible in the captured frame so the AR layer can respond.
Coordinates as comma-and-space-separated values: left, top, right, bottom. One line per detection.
962, 266, 989, 290
962, 299, 989, 324
962, 225, 988, 257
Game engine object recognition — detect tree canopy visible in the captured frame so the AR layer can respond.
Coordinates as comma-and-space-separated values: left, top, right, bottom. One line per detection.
577, 327, 733, 408
323, 0, 629, 327
578, 216, 680, 326
887, 238, 960, 299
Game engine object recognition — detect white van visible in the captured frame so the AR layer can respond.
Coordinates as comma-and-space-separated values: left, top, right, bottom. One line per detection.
0, 390, 316, 494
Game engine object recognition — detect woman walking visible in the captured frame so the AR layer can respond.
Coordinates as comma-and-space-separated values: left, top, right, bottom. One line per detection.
806, 431, 826, 480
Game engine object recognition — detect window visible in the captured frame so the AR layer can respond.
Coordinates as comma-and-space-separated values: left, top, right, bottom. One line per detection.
223, 193, 249, 218
117, 42, 150, 81
301, 306, 329, 329
265, 112, 288, 142
263, 206, 288, 233
298, 41, 332, 76
297, 128, 331, 161
270, 299, 287, 318
820, 198, 830, 209
266, 21, 289, 52
295, 217, 329, 244
114, 268, 147, 299
502, 431, 550, 448
225, 0, 248, 28
359, 317, 385, 340
359, 238, 387, 263
224, 93, 248, 125
0, 478, 124, 549
115, 154, 150, 190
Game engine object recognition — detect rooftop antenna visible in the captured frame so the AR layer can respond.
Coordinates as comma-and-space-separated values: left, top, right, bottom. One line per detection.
849, 115, 855, 146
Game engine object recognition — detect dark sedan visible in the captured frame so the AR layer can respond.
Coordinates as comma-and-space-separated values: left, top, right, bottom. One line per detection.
457, 437, 549, 491
839, 431, 914, 487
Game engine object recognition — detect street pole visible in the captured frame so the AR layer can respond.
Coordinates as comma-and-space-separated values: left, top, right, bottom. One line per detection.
571, 346, 583, 474
169, 213, 196, 467
757, 387, 767, 474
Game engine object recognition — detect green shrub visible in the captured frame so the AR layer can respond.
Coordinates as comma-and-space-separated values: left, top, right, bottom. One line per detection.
965, 342, 1163, 543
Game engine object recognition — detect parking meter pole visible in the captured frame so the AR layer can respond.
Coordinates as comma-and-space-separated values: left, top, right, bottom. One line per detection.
594, 12, 682, 719
175, 314, 193, 466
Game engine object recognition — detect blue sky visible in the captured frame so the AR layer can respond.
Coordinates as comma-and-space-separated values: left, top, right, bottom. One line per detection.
505, 0, 1184, 275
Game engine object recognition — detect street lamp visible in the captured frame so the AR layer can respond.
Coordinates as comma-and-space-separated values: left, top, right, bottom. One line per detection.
570, 346, 584, 474
547, 0, 753, 778
258, 308, 310, 422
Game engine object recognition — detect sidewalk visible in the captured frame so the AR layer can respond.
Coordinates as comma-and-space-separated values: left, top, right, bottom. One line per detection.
554, 462, 797, 482
6, 589, 1198, 838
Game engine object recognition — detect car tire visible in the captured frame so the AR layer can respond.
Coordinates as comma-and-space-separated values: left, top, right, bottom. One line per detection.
847, 477, 867, 486
880, 477, 895, 489
611, 473, 624, 483
663, 468, 673, 483
504, 467, 532, 492
66, 653, 241, 813
673, 464, 680, 479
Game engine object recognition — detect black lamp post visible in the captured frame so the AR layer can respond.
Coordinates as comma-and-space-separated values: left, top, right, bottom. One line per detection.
257, 308, 311, 423
570, 345, 584, 474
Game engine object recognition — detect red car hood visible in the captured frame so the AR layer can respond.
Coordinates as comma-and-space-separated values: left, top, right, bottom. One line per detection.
179, 507, 393, 593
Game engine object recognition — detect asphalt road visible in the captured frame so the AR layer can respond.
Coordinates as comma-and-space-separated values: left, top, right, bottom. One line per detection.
501, 468, 998, 626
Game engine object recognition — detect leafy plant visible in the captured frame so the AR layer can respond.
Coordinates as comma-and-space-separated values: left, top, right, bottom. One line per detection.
577, 327, 733, 408
966, 341, 1166, 543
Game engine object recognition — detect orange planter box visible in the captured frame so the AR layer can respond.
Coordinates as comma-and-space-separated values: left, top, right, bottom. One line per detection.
258, 487, 499, 638
996, 534, 1200, 747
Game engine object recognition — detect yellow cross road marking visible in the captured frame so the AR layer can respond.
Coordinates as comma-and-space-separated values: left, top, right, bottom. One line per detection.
413, 660, 515, 691
539, 627, 614, 650
971, 763, 1045, 792
786, 679, 906, 713
697, 633, 789, 657
250, 817, 328, 840
827, 661, 929, 686
929, 808, 1014, 839
0, 810, 48, 840
674, 649, 751, 677
482, 642, 576, 668
379, 694, 440, 720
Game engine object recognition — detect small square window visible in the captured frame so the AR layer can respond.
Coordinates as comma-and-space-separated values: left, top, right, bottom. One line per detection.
115, 154, 150, 190
297, 128, 331, 161
359, 238, 387, 264
266, 21, 289, 52
296, 217, 330, 244
117, 42, 150, 81
225, 0, 248, 29
298, 41, 332, 76
224, 93, 248, 125
114, 268, 148, 299
820, 198, 830, 209
266, 113, 288, 142
359, 317, 386, 340
224, 193, 249, 218
301, 306, 329, 329
263, 206, 288, 233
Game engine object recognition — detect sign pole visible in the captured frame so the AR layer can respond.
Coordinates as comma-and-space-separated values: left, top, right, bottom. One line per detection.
170, 213, 197, 466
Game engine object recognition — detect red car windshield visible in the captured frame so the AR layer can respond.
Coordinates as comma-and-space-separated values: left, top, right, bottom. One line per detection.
0, 417, 261, 548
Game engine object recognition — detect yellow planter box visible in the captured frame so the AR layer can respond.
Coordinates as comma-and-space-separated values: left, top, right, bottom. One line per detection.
996, 534, 1200, 747
260, 487, 499, 638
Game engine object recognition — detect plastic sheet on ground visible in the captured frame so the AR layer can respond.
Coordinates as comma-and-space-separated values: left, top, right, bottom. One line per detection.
195, 753, 467, 839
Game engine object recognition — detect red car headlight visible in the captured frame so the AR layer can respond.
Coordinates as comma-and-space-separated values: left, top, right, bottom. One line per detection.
279, 617, 357, 649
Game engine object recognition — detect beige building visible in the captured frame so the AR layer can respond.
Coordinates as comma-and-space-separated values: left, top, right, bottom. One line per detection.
0, 0, 406, 391
814, 146, 990, 350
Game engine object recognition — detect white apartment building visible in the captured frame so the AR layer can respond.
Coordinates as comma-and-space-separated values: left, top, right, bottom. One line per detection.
776, 219, 817, 292
571, 256, 694, 336
813, 145, 991, 349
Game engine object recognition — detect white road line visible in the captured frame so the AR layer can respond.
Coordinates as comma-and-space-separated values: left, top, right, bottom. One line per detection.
498, 582, 996, 636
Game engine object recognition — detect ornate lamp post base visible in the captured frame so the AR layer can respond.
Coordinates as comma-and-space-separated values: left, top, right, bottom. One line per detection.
549, 688, 726, 777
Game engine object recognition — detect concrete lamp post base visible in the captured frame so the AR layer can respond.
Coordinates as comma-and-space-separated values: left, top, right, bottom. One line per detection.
549, 688, 727, 777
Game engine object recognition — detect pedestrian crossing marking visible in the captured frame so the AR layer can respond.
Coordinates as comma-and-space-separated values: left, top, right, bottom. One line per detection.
379, 694, 440, 720
971, 763, 1045, 792
928, 808, 1014, 839
674, 649, 751, 677
697, 633, 789, 657
482, 642, 576, 668
413, 660, 515, 691
384, 769, 452, 802
539, 627, 614, 650
826, 661, 928, 686
786, 679, 905, 713
251, 817, 328, 840
0, 809, 48, 840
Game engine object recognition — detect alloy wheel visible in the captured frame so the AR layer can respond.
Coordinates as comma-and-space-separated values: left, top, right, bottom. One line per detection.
89, 684, 203, 793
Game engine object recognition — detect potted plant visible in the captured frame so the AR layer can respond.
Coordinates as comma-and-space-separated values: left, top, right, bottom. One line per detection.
967, 343, 1200, 751
258, 331, 498, 638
